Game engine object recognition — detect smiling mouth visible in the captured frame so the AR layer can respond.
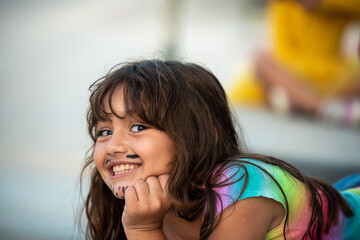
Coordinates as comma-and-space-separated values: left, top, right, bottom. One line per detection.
111, 163, 140, 176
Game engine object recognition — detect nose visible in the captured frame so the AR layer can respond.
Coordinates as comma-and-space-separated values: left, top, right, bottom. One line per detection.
106, 130, 129, 156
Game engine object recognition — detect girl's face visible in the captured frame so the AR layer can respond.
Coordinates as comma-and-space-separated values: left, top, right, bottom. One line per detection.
94, 85, 176, 198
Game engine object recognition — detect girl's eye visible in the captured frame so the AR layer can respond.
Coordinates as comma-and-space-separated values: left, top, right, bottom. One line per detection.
130, 125, 148, 133
97, 129, 113, 137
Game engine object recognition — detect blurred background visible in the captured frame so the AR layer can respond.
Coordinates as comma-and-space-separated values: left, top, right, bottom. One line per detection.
0, 0, 359, 239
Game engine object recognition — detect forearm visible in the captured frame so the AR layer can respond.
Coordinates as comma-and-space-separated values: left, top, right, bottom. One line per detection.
125, 229, 167, 240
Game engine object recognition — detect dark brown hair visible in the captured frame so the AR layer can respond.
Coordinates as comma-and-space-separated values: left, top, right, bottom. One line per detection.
80, 59, 353, 240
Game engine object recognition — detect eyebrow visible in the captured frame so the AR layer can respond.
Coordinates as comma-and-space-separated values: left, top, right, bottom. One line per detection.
109, 111, 126, 119
97, 111, 126, 121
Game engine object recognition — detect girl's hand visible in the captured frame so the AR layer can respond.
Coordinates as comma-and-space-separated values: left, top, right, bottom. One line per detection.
122, 174, 172, 236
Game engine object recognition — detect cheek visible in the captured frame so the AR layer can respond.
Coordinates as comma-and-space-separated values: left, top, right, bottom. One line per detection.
161, 135, 177, 160
133, 139, 175, 166
93, 143, 105, 170
150, 138, 177, 167
93, 143, 111, 187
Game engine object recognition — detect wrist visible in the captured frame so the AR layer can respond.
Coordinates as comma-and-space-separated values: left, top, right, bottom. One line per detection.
125, 228, 166, 240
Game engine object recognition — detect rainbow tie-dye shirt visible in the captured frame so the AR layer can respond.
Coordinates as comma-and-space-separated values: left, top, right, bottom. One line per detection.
213, 159, 360, 240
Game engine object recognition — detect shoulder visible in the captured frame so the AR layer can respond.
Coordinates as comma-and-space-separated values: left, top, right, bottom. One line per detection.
208, 197, 284, 240
207, 159, 293, 239
208, 161, 286, 239
213, 159, 292, 206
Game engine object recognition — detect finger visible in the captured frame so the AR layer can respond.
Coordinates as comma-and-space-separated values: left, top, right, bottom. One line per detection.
157, 174, 170, 193
145, 176, 162, 194
133, 178, 150, 200
124, 186, 138, 208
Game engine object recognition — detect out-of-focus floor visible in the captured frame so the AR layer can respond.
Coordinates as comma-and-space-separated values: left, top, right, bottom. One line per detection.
0, 0, 359, 239
235, 108, 360, 183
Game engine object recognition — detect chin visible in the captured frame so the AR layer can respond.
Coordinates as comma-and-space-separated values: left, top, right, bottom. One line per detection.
109, 181, 127, 199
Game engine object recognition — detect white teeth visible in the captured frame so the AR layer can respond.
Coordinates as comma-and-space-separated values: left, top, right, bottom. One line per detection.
112, 164, 137, 175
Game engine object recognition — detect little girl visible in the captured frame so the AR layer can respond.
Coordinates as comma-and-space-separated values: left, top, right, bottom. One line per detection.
81, 59, 360, 239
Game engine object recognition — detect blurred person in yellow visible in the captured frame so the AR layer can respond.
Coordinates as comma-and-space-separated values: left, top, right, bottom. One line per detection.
229, 0, 360, 126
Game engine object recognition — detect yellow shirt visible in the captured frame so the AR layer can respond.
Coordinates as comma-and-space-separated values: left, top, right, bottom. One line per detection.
229, 0, 360, 105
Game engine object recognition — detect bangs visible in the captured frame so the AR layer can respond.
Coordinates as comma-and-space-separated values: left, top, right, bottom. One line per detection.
88, 71, 167, 136
91, 84, 149, 122
121, 80, 168, 130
